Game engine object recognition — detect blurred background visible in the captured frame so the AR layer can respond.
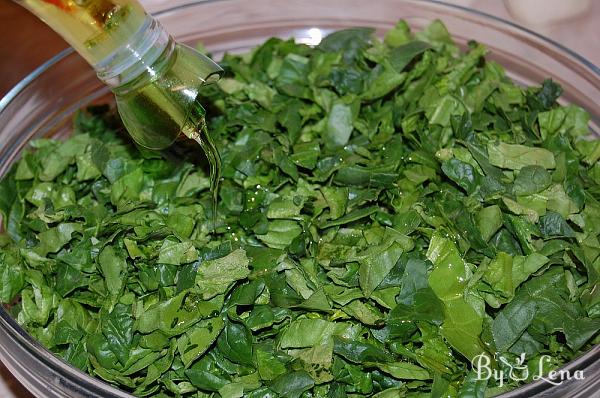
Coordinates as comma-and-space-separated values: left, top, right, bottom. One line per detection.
0, 0, 598, 396
0, 0, 599, 97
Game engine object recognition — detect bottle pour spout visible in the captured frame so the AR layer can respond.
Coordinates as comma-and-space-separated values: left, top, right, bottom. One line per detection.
94, 15, 224, 150
15, 0, 223, 150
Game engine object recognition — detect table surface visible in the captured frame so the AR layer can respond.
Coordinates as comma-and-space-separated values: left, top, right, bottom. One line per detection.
0, 0, 598, 396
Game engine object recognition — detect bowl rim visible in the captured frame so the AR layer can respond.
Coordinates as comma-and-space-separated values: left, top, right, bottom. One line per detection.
0, 0, 599, 397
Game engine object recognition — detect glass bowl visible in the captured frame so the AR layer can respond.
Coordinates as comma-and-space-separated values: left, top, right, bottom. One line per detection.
0, 1, 599, 397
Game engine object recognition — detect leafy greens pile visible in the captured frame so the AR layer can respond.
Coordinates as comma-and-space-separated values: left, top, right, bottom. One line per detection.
1, 20, 600, 398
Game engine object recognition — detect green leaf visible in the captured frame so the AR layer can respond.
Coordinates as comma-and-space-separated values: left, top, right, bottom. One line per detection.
389, 41, 432, 72
280, 319, 353, 348
0, 250, 25, 302
319, 206, 378, 229
34, 223, 82, 257
185, 368, 229, 392
487, 142, 556, 170
318, 27, 374, 63
513, 165, 552, 196
270, 371, 315, 398
493, 268, 600, 351
476, 205, 503, 242
538, 104, 590, 139
371, 361, 430, 380
343, 299, 383, 325
442, 159, 481, 195
539, 212, 575, 238
216, 321, 254, 366
492, 300, 537, 351
256, 220, 302, 249
389, 288, 444, 325
359, 242, 404, 297
332, 336, 393, 363
98, 246, 127, 303
177, 317, 224, 367
256, 349, 287, 381
137, 292, 220, 336
158, 239, 198, 265
334, 165, 399, 188
325, 102, 354, 148
110, 167, 144, 206
195, 249, 250, 299
101, 304, 134, 365
427, 234, 485, 360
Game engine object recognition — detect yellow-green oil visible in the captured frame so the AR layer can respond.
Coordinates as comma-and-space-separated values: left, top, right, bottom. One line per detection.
191, 120, 222, 226
113, 46, 223, 224
18, 0, 223, 220
18, 0, 146, 65
116, 82, 222, 221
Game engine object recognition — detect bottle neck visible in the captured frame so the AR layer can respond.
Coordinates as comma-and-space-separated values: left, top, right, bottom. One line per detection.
94, 15, 174, 89
17, 0, 150, 65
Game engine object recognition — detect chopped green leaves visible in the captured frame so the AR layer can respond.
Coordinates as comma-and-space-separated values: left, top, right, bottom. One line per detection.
0, 19, 598, 398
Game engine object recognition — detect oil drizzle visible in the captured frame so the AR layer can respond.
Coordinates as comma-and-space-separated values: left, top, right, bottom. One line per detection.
190, 118, 221, 231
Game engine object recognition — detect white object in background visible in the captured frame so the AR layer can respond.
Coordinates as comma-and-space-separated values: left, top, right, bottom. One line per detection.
505, 0, 591, 26
0, 364, 28, 398
141, 0, 200, 13
443, 0, 478, 7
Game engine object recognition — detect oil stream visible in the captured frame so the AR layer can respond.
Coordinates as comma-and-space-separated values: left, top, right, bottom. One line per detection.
18, 0, 223, 222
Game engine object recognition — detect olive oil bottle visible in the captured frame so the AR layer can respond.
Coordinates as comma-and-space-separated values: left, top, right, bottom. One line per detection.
15, 0, 224, 204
